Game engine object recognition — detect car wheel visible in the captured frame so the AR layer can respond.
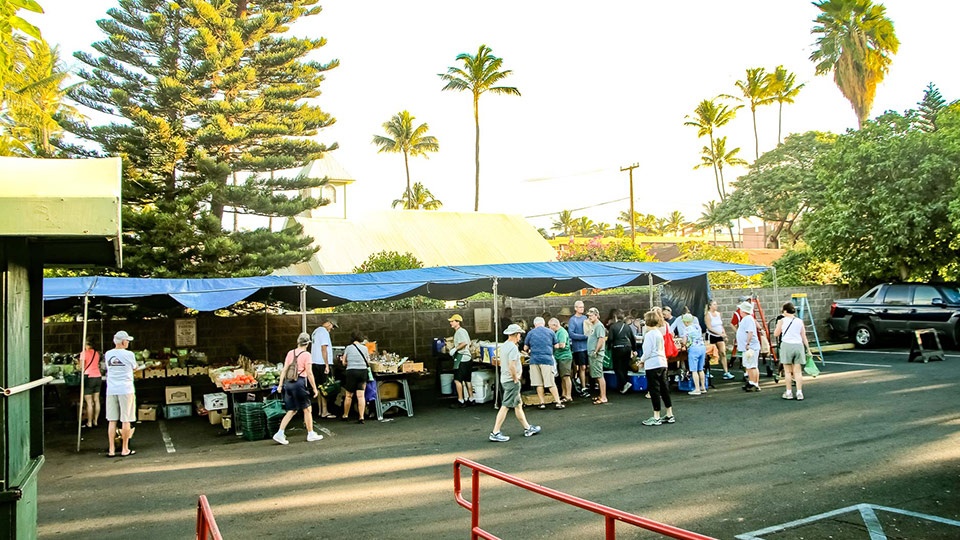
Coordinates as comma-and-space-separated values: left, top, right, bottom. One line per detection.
852, 323, 875, 348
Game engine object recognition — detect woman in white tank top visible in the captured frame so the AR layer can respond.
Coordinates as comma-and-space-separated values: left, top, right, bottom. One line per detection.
704, 300, 733, 379
774, 302, 810, 400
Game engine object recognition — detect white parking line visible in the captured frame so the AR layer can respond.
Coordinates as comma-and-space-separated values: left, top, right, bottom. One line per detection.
822, 360, 893, 368
736, 503, 960, 539
158, 420, 176, 453
833, 350, 960, 359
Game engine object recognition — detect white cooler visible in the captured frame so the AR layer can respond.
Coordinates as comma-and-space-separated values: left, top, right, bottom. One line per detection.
471, 370, 496, 404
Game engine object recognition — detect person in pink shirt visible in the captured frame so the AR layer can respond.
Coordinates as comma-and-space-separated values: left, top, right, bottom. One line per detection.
272, 333, 323, 445
80, 340, 102, 428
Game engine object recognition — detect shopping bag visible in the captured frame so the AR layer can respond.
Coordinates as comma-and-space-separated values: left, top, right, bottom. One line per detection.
364, 380, 378, 402
664, 335, 679, 359
803, 354, 820, 377
602, 348, 612, 370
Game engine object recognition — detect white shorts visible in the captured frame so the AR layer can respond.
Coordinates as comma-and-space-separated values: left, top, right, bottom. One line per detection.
742, 349, 759, 370
528, 364, 556, 388
106, 394, 137, 423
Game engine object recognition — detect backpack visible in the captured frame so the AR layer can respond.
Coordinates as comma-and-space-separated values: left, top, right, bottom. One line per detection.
285, 351, 304, 383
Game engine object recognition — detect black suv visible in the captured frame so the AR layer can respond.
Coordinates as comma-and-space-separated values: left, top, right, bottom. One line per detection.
828, 283, 960, 347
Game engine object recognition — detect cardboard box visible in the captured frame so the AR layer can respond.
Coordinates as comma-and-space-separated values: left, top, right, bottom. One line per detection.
203, 392, 228, 411
166, 367, 188, 377
401, 362, 424, 373
188, 366, 208, 377
521, 391, 556, 406
138, 404, 157, 421
163, 403, 192, 419
144, 367, 166, 379
208, 410, 222, 425
165, 385, 192, 405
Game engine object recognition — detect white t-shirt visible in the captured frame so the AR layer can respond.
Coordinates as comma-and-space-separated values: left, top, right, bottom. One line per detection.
454, 327, 471, 360
104, 347, 137, 396
736, 315, 761, 351
779, 316, 805, 344
499, 340, 521, 384
311, 326, 332, 365
640, 329, 667, 370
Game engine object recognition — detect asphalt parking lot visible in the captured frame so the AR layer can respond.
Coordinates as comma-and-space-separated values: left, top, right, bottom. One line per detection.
37, 347, 960, 539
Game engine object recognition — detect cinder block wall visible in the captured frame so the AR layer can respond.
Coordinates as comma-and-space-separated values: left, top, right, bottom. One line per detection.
43, 285, 862, 369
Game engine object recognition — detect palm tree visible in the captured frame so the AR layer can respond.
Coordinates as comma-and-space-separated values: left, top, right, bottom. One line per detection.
650, 217, 668, 236
665, 211, 685, 236
637, 213, 659, 235
810, 0, 899, 128
573, 216, 594, 236
439, 44, 520, 211
696, 200, 734, 246
593, 222, 611, 236
372, 111, 439, 209
391, 181, 443, 210
684, 97, 741, 200
694, 137, 745, 247
552, 209, 575, 236
766, 65, 805, 144
617, 209, 643, 235
612, 224, 626, 238
2, 39, 79, 157
735, 67, 774, 160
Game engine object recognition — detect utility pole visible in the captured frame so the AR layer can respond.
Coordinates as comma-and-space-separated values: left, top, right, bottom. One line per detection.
620, 163, 639, 246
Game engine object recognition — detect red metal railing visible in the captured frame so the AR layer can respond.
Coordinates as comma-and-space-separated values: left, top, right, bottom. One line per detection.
196, 495, 224, 540
453, 457, 716, 540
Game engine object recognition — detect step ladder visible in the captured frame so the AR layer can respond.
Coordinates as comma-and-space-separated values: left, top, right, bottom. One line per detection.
791, 293, 823, 364
750, 295, 776, 361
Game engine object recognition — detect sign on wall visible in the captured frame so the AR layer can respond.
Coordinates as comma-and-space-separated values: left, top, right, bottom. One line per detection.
174, 318, 197, 347
474, 308, 492, 333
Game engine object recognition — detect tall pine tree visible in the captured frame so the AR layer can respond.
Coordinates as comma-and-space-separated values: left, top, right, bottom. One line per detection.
68, 0, 337, 277
916, 82, 946, 133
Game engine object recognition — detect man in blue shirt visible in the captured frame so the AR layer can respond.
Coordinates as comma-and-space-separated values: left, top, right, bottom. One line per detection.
524, 317, 564, 409
567, 300, 590, 398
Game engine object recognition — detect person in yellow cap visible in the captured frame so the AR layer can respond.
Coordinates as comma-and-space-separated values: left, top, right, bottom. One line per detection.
448, 314, 474, 407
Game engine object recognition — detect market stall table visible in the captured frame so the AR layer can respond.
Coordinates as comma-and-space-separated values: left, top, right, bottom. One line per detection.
371, 372, 413, 421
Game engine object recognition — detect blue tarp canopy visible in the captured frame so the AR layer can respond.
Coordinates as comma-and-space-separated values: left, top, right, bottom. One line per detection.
42, 260, 769, 313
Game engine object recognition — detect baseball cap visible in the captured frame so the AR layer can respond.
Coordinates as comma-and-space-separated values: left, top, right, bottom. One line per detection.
448, 314, 463, 322
297, 332, 312, 345
113, 330, 134, 342
322, 318, 339, 329
503, 323, 525, 335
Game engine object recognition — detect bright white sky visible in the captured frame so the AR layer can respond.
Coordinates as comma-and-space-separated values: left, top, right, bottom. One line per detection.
28, 0, 960, 233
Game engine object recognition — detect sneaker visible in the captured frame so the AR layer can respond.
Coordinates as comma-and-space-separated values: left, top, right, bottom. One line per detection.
489, 431, 510, 442
272, 432, 289, 445
796, 392, 804, 401
641, 416, 662, 426
306, 431, 323, 442
687, 390, 701, 396
662, 415, 676, 424
781, 391, 794, 400
722, 372, 735, 380
620, 382, 633, 394
750, 384, 762, 392
523, 425, 541, 437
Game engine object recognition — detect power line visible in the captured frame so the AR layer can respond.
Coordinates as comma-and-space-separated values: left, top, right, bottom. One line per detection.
524, 197, 629, 219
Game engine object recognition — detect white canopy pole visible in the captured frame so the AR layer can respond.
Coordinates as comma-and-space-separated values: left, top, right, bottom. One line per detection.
492, 277, 500, 409
300, 285, 307, 334
76, 294, 89, 452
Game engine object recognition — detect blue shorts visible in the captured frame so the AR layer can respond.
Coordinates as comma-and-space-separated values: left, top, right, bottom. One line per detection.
687, 344, 706, 372
282, 378, 311, 411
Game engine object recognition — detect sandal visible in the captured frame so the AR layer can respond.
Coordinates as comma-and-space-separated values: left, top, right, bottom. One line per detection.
537, 403, 546, 410
554, 403, 565, 409
592, 398, 608, 405
320, 414, 337, 419
120, 450, 136, 457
